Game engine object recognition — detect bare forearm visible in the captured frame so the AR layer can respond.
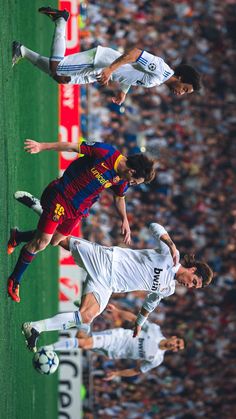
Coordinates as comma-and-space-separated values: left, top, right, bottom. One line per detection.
108, 48, 142, 72
140, 307, 150, 317
160, 233, 176, 254
113, 368, 140, 378
24, 139, 79, 154
39, 142, 79, 152
117, 308, 137, 322
114, 196, 128, 221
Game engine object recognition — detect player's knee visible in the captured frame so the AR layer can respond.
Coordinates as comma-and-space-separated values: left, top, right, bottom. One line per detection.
50, 237, 62, 246
80, 310, 94, 324
32, 237, 49, 252
53, 74, 71, 84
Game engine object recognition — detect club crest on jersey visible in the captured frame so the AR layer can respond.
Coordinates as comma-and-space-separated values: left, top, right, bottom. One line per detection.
112, 176, 120, 184
53, 203, 65, 221
148, 63, 156, 71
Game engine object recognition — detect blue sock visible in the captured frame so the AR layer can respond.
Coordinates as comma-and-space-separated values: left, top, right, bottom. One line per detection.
10, 246, 36, 283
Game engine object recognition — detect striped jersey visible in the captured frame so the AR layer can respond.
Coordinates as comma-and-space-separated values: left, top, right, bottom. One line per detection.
54, 140, 129, 216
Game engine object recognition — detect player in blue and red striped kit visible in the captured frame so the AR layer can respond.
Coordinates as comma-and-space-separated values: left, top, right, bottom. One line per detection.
7, 138, 155, 303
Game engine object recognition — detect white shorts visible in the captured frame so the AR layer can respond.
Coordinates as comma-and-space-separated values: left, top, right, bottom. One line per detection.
56, 46, 124, 85
69, 237, 113, 314
56, 47, 98, 84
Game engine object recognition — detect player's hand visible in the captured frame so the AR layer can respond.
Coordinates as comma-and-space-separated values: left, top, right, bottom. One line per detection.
24, 139, 42, 154
133, 323, 142, 338
121, 219, 131, 245
96, 67, 113, 86
103, 370, 118, 381
112, 91, 126, 105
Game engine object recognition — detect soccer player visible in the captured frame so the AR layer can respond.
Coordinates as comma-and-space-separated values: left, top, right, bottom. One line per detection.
20, 222, 213, 351
7, 139, 155, 303
38, 304, 185, 380
12, 6, 201, 105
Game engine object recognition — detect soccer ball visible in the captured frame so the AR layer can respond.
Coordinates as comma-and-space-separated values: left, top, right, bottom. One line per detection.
32, 347, 59, 375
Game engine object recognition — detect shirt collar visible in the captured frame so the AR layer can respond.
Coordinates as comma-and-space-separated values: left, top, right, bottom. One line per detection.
114, 154, 124, 172
172, 263, 181, 276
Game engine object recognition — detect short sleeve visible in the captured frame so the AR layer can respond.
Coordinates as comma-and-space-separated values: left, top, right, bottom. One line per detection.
136, 50, 174, 82
110, 182, 129, 197
78, 139, 97, 156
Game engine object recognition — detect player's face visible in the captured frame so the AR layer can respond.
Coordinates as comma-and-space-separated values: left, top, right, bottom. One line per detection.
165, 337, 185, 352
171, 81, 193, 96
177, 267, 202, 288
124, 170, 145, 185
129, 177, 145, 186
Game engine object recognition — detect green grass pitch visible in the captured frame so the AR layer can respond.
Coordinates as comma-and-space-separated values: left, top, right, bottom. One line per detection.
0, 1, 59, 418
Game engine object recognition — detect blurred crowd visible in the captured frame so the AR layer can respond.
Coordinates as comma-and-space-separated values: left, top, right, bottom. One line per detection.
78, 0, 236, 418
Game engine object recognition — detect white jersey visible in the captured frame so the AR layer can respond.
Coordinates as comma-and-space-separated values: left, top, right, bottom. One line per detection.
92, 322, 166, 373
56, 46, 174, 93
70, 223, 180, 314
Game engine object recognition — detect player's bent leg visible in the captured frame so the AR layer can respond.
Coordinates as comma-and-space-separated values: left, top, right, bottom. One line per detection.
7, 227, 20, 255
44, 336, 93, 352
22, 311, 79, 351
38, 6, 70, 22
13, 43, 51, 76
49, 60, 61, 76
25, 230, 52, 253
58, 236, 71, 251
22, 323, 40, 352
50, 231, 67, 247
52, 74, 71, 84
7, 231, 52, 303
7, 227, 36, 255
77, 336, 93, 350
49, 16, 67, 73
79, 292, 101, 324
12, 41, 22, 67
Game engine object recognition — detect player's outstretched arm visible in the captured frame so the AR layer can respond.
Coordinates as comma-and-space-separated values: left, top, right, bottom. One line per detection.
150, 223, 178, 265
159, 232, 178, 266
24, 139, 79, 154
106, 303, 137, 323
103, 367, 140, 381
113, 196, 131, 245
112, 91, 127, 105
97, 48, 142, 86
133, 307, 149, 337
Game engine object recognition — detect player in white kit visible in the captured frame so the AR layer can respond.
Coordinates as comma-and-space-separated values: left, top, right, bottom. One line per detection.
12, 6, 201, 104
41, 304, 185, 379
20, 212, 213, 352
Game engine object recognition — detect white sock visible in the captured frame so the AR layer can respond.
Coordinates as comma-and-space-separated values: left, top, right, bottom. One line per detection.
47, 338, 79, 352
21, 46, 50, 75
77, 323, 91, 336
51, 17, 66, 61
32, 311, 81, 333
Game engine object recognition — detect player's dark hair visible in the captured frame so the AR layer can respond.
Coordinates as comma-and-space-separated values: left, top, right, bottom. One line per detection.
182, 254, 213, 287
126, 154, 156, 184
174, 64, 201, 91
